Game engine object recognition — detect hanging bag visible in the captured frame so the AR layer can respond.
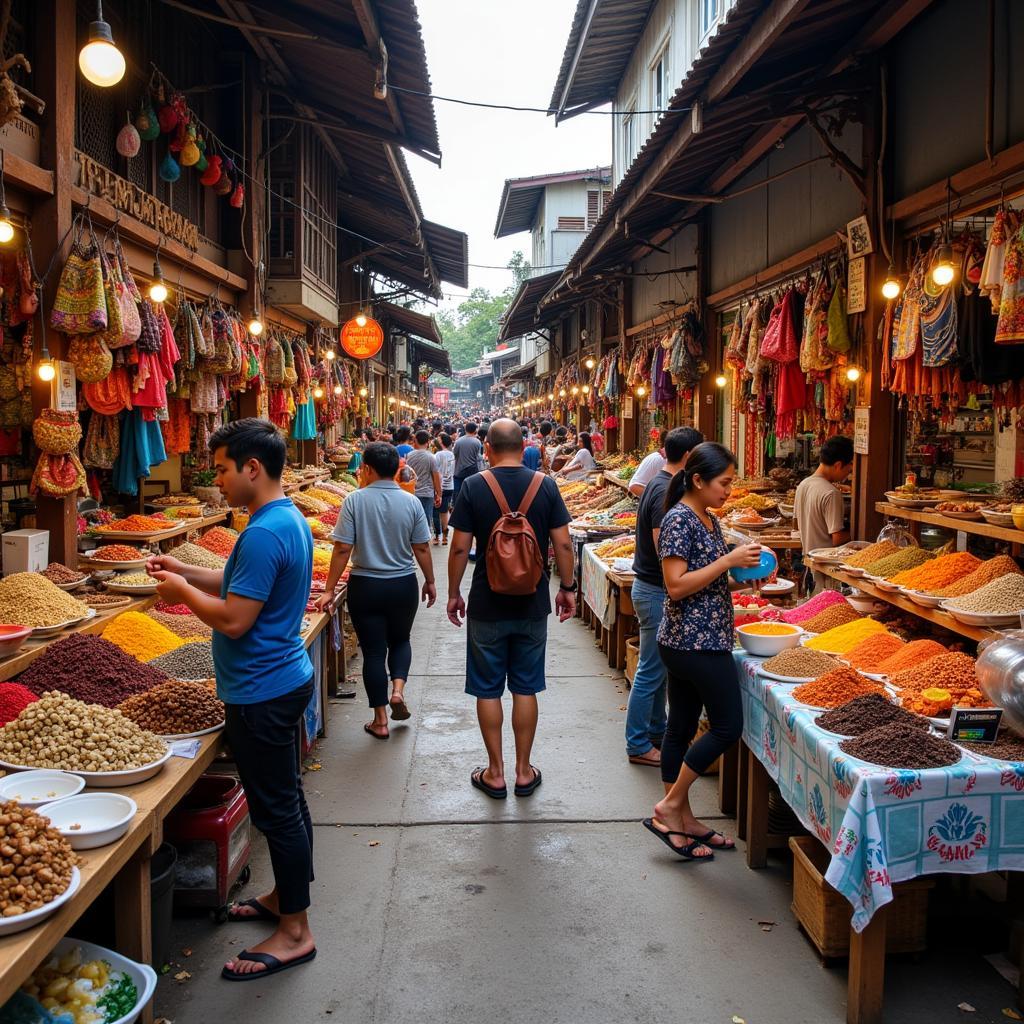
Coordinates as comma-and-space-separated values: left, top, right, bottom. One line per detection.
82, 412, 120, 469
825, 280, 852, 353
109, 238, 141, 345
50, 223, 107, 334
95, 250, 126, 350
759, 290, 799, 362
68, 334, 113, 382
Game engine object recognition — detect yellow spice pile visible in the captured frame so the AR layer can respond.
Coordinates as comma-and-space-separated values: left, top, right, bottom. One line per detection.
0, 572, 89, 627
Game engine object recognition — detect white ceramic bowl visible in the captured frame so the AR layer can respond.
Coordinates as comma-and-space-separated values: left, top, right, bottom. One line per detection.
0, 769, 85, 808
846, 593, 889, 615
0, 623, 31, 656
938, 600, 1021, 627
39, 792, 137, 849
0, 867, 79, 936
905, 589, 946, 608
735, 623, 803, 657
30, 607, 96, 637
759, 578, 795, 595
0, 747, 171, 788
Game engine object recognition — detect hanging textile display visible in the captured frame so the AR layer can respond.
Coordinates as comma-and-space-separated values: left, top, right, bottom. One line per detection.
112, 408, 168, 496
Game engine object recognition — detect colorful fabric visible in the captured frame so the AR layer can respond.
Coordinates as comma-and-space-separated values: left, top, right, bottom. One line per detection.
994, 218, 1024, 344
581, 544, 615, 629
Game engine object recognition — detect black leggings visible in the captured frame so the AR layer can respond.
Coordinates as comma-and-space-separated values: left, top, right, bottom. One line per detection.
346, 573, 419, 707
657, 647, 743, 784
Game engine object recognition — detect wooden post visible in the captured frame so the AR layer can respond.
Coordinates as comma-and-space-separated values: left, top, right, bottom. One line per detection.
697, 216, 719, 442
745, 745, 770, 868
847, 907, 888, 1024
115, 848, 154, 1024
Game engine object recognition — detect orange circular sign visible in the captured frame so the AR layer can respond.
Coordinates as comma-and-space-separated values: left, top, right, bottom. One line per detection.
340, 317, 384, 359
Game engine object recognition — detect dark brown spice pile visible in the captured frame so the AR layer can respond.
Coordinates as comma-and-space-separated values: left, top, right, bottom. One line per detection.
961, 735, 1024, 762
816, 694, 928, 737
840, 720, 961, 769
17, 633, 169, 707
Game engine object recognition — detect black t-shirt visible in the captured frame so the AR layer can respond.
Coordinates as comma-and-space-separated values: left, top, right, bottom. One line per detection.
632, 470, 673, 588
449, 466, 571, 621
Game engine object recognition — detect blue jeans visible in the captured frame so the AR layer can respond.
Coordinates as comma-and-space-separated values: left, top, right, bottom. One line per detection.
625, 578, 668, 756
418, 495, 434, 524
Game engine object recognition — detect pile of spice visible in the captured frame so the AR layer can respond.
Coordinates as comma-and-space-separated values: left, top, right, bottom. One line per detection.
149, 640, 215, 680
0, 691, 167, 771
88, 544, 145, 562
102, 611, 188, 662
943, 574, 1024, 615
197, 527, 239, 559
843, 632, 906, 672
118, 679, 224, 735
803, 617, 889, 654
815, 693, 927, 736
863, 546, 934, 579
781, 590, 849, 625
80, 593, 132, 608
792, 666, 884, 708
113, 572, 157, 587
800, 603, 862, 634
154, 601, 193, 615
761, 647, 839, 679
840, 720, 961, 769
890, 652, 988, 715
931, 555, 1022, 598
0, 573, 88, 628
305, 487, 344, 508
876, 638, 947, 676
961, 735, 1024, 762
147, 609, 212, 639
0, 681, 37, 725
0, 799, 77, 917
173, 542, 227, 570
843, 541, 900, 569
96, 514, 170, 533
889, 551, 982, 591
737, 622, 799, 636
319, 508, 340, 528
17, 633, 169, 707
39, 563, 86, 586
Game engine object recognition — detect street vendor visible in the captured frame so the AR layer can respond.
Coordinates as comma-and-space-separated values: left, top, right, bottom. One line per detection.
793, 435, 854, 593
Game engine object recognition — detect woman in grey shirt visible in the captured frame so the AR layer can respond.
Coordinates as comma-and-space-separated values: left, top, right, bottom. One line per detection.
318, 443, 436, 739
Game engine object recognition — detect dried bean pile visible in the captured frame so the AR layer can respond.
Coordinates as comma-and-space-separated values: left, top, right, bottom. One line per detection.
147, 609, 212, 639
944, 574, 1024, 615
118, 680, 224, 735
800, 603, 862, 634
0, 799, 77, 918
149, 641, 215, 680
112, 572, 157, 587
816, 694, 928, 736
0, 573, 87, 628
173, 543, 226, 570
961, 736, 1024, 762
17, 633, 169, 707
863, 546, 934, 579
761, 647, 840, 679
840, 720, 961, 768
39, 563, 86, 585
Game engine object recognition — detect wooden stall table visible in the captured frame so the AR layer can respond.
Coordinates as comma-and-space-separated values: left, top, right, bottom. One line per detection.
86, 509, 232, 554
605, 568, 636, 671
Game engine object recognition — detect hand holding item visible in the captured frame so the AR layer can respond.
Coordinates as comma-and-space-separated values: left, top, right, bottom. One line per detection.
150, 569, 188, 603
314, 592, 333, 614
727, 543, 763, 569
146, 553, 185, 577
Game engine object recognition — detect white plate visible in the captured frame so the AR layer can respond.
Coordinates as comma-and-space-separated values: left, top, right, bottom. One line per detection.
46, 937, 157, 1024
839, 564, 868, 578
756, 667, 818, 684
0, 769, 85, 807
906, 589, 946, 608
81, 549, 149, 570
0, 747, 171, 788
161, 721, 224, 741
884, 492, 946, 508
0, 867, 80, 936
30, 607, 96, 636
53, 576, 90, 591
869, 577, 901, 593
980, 509, 1016, 527
729, 517, 782, 531
104, 579, 159, 595
807, 547, 848, 564
938, 600, 1021, 627
759, 578, 795, 594
38, 792, 137, 849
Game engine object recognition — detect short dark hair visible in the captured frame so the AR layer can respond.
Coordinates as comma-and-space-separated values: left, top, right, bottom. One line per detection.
820, 435, 854, 467
440, 432, 453, 449
464, 421, 478, 434
539, 421, 552, 436
209, 418, 287, 479
665, 441, 738, 512
414, 429, 430, 446
394, 425, 411, 444
556, 426, 568, 439
664, 427, 704, 463
363, 442, 399, 478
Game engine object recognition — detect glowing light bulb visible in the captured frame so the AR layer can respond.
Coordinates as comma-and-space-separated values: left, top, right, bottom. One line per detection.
313, 385, 324, 400
582, 384, 590, 394
247, 315, 263, 337
881, 269, 901, 300
148, 261, 167, 303
931, 244, 955, 287
571, 386, 579, 395
635, 385, 647, 397
715, 373, 728, 388
333, 384, 342, 396
78, 12, 125, 87
558, 388, 566, 398
584, 357, 595, 370
355, 311, 368, 328
387, 396, 395, 404
359, 386, 368, 398
845, 365, 862, 383
37, 359, 55, 382
325, 348, 335, 361
0, 206, 14, 244
548, 393, 554, 401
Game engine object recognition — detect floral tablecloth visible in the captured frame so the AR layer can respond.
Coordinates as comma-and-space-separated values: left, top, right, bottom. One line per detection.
736, 651, 1024, 932
581, 544, 616, 629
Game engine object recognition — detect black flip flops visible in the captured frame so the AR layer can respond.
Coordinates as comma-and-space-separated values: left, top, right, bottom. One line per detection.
221, 948, 317, 981
226, 898, 280, 924
689, 828, 737, 851
389, 695, 411, 721
471, 767, 507, 800
364, 723, 389, 740
642, 818, 715, 862
514, 766, 543, 797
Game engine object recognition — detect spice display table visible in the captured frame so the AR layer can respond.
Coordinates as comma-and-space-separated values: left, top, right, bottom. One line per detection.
579, 545, 635, 669
88, 509, 231, 547
734, 650, 1024, 1023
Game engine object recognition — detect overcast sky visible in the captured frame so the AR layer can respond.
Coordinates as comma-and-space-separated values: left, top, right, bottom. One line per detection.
406, 0, 610, 308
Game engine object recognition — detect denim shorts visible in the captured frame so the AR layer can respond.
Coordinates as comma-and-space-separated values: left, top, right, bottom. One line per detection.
439, 489, 453, 513
466, 617, 547, 699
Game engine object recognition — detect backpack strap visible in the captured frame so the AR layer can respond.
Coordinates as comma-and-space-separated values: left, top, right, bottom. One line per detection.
516, 472, 545, 516
480, 470, 512, 516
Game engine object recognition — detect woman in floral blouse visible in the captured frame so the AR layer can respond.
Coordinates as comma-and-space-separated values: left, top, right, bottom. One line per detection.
642, 442, 761, 862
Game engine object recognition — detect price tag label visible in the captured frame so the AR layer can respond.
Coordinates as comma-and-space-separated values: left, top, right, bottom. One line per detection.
946, 707, 1003, 743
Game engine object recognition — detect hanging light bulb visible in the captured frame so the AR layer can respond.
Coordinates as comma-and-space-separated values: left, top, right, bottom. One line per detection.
881, 267, 901, 300
581, 384, 591, 395
148, 253, 167, 303
325, 348, 336, 361
584, 356, 595, 370
558, 388, 566, 398
79, 1, 126, 87
931, 244, 955, 287
845, 365, 862, 383
635, 385, 647, 397
571, 385, 579, 395
247, 312, 263, 337
359, 386, 368, 398
387, 396, 395, 405
715, 373, 728, 388
37, 346, 55, 382
355, 310, 368, 328
313, 385, 325, 400
333, 384, 343, 396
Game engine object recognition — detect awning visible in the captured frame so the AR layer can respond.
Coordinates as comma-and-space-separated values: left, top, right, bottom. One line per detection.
378, 301, 443, 345
412, 339, 451, 376
494, 168, 611, 237
498, 270, 562, 342
422, 220, 469, 288
499, 358, 537, 383
481, 346, 519, 362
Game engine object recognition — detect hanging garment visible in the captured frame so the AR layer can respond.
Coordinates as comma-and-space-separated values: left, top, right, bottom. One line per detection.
291, 390, 316, 441
799, 275, 835, 372
112, 408, 168, 495
979, 208, 1010, 314
994, 219, 1024, 344
919, 277, 958, 367
891, 265, 923, 361
957, 284, 1021, 385
759, 290, 799, 362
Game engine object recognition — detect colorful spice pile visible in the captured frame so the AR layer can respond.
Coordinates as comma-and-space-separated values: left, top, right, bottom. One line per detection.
88, 544, 145, 562
306, 487, 344, 508
931, 555, 1022, 598
803, 617, 888, 655
96, 514, 170, 533
102, 611, 188, 662
147, 609, 212, 639
792, 666, 884, 708
863, 546, 934, 579
737, 622, 798, 636
0, 573, 88, 628
0, 682, 37, 725
113, 572, 157, 587
841, 720, 961, 768
17, 633, 169, 707
173, 542, 226, 570
889, 551, 982, 591
39, 563, 86, 586
843, 632, 906, 672
890, 652, 990, 715
761, 647, 839, 679
292, 491, 330, 516
943, 574, 1024, 615
149, 640, 215, 680
0, 799, 76, 917
876, 638, 947, 676
118, 680, 224, 735
0, 691, 167, 771
197, 526, 238, 558
154, 602, 193, 615
843, 541, 900, 569
800, 603, 862, 634
816, 693, 927, 736
781, 590, 849, 625
962, 735, 1024, 762
319, 508, 340, 528
80, 593, 132, 607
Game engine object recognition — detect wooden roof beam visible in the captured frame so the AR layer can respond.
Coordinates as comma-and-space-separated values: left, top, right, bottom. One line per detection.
554, 0, 602, 123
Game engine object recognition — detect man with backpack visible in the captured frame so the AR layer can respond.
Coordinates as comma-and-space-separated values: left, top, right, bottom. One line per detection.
446, 418, 575, 800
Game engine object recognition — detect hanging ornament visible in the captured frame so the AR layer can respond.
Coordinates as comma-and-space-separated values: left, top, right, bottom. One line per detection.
180, 125, 200, 167
159, 150, 181, 183
157, 102, 178, 135
169, 120, 188, 154
116, 112, 141, 157
136, 98, 159, 141
230, 182, 245, 209
215, 170, 233, 197
200, 154, 222, 186
194, 134, 208, 172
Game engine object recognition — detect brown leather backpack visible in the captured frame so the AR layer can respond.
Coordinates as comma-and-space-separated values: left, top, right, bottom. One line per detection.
480, 470, 546, 596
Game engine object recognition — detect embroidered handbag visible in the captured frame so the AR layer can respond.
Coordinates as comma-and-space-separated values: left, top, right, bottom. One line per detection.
825, 281, 852, 353
95, 251, 125, 350
32, 409, 82, 454
68, 334, 113, 383
50, 233, 107, 334
110, 244, 141, 346
82, 411, 120, 469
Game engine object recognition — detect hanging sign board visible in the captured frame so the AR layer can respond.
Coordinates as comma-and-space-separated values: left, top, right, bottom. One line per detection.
431, 387, 450, 406
854, 406, 870, 455
621, 396, 634, 419
340, 317, 384, 359
848, 257, 867, 314
52, 361, 77, 413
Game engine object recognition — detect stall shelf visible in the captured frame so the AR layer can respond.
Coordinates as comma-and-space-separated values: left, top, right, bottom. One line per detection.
84, 510, 231, 545
875, 502, 1024, 550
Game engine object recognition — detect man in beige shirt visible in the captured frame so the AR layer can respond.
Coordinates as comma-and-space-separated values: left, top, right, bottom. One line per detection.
794, 436, 854, 592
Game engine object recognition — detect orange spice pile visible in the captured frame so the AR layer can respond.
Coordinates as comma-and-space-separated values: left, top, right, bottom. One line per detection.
844, 632, 906, 672
875, 638, 947, 676
792, 666, 885, 708
891, 652, 991, 715
96, 514, 172, 533
930, 555, 1022, 598
889, 551, 981, 591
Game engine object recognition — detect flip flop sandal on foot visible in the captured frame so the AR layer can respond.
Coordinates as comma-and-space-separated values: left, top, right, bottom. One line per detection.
687, 829, 736, 850
389, 696, 411, 721
471, 767, 507, 800
364, 723, 389, 740
628, 752, 661, 767
514, 766, 542, 797
226, 898, 279, 924
642, 818, 714, 862
221, 948, 317, 981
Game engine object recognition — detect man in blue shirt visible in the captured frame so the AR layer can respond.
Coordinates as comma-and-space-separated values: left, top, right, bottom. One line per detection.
148, 418, 316, 982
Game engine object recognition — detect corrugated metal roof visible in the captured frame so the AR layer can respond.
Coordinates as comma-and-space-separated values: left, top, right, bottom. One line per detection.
378, 301, 443, 345
422, 220, 469, 288
497, 270, 563, 341
412, 339, 451, 375
494, 167, 612, 238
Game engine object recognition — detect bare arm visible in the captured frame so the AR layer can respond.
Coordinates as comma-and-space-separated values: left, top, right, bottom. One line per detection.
432, 470, 442, 504
316, 541, 352, 611
147, 553, 223, 596
150, 572, 264, 639
446, 528, 473, 626
550, 524, 577, 621
830, 529, 851, 545
412, 541, 437, 606
628, 482, 644, 497
661, 544, 762, 601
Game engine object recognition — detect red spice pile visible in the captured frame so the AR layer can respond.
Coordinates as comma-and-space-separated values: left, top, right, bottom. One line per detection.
197, 527, 238, 559
154, 601, 193, 616
0, 682, 37, 725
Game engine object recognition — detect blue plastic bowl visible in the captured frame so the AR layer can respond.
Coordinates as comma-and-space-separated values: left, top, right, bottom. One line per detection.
729, 547, 778, 583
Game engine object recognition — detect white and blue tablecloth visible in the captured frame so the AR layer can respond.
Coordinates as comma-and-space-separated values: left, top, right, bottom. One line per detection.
736, 651, 1024, 931
581, 544, 616, 629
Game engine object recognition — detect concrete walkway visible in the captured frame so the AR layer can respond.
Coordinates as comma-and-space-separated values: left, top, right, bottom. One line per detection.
156, 547, 1018, 1023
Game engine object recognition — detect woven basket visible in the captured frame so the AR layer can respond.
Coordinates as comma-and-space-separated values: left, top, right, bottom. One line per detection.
624, 636, 640, 683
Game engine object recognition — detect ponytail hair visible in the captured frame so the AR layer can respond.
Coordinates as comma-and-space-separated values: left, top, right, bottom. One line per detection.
664, 441, 738, 513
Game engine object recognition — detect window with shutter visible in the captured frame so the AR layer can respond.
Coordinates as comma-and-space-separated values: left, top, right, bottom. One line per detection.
557, 216, 585, 231
587, 190, 599, 228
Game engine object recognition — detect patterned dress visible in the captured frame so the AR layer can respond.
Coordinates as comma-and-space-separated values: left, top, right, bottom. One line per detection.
994, 216, 1024, 344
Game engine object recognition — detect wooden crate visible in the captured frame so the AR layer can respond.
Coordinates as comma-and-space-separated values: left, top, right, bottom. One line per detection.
624, 636, 640, 683
789, 836, 932, 958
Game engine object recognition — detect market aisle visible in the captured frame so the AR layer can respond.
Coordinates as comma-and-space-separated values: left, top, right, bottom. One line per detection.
155, 548, 1015, 1024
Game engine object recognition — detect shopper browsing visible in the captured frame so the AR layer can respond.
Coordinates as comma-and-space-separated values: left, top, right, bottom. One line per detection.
794, 435, 853, 593
626, 427, 703, 768
628, 430, 668, 497
316, 443, 436, 738
433, 432, 455, 545
452, 421, 483, 500
553, 431, 597, 482
446, 418, 576, 800
643, 442, 761, 861
406, 429, 442, 526
147, 419, 317, 980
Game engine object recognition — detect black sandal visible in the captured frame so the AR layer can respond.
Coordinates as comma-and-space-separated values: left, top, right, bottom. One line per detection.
471, 767, 507, 800
642, 818, 714, 862
514, 766, 542, 797
226, 898, 279, 924
221, 948, 317, 981
389, 695, 411, 721
364, 723, 389, 741
688, 829, 736, 850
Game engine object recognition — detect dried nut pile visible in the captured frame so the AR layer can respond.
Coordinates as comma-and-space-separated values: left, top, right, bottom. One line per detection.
118, 680, 224, 735
173, 542, 227, 570
149, 640, 215, 680
0, 573, 88, 628
944, 573, 1024, 615
112, 572, 157, 587
39, 563, 86, 585
89, 544, 145, 562
761, 646, 839, 679
0, 691, 167, 771
0, 799, 77, 917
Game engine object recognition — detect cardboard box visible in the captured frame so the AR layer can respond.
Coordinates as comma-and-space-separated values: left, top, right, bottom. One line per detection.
2, 529, 49, 576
